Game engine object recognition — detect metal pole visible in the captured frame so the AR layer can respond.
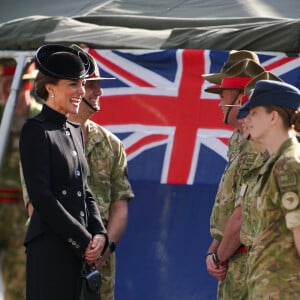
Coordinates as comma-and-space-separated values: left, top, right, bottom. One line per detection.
0, 54, 27, 172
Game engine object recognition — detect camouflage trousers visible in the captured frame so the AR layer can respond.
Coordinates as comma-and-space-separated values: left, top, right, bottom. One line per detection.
99, 252, 116, 300
217, 252, 248, 300
0, 202, 27, 300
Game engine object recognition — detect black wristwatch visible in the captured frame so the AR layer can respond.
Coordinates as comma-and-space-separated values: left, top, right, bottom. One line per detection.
212, 252, 220, 265
109, 240, 116, 253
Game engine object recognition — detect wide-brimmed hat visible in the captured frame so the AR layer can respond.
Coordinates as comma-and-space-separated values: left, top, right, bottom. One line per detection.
244, 71, 283, 95
202, 50, 261, 84
237, 72, 283, 119
35, 44, 92, 80
239, 80, 300, 114
205, 59, 265, 94
70, 44, 115, 81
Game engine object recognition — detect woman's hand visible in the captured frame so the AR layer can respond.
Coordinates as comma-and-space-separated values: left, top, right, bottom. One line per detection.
84, 234, 106, 264
95, 245, 111, 269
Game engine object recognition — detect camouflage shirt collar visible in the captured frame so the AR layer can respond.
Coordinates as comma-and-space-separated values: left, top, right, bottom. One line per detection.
259, 137, 298, 175
85, 120, 104, 154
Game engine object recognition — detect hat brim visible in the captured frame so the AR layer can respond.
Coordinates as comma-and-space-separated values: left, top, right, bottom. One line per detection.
86, 76, 115, 81
237, 110, 249, 119
202, 73, 225, 85
205, 84, 222, 94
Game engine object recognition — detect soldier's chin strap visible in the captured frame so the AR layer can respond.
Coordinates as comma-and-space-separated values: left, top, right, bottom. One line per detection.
82, 98, 99, 112
223, 91, 242, 125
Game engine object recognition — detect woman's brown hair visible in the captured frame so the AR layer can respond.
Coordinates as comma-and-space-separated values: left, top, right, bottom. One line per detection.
266, 106, 300, 134
34, 71, 59, 101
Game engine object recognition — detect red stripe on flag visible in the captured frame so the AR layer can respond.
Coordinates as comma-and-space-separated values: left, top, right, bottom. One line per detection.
264, 57, 298, 71
126, 134, 168, 156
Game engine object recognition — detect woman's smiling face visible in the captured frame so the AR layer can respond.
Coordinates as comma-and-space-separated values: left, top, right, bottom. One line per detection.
46, 79, 86, 115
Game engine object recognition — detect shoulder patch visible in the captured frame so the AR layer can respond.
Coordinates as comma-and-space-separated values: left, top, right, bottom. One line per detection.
277, 173, 297, 188
282, 192, 299, 210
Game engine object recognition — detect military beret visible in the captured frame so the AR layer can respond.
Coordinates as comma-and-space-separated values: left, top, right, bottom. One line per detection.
239, 80, 300, 115
237, 71, 283, 119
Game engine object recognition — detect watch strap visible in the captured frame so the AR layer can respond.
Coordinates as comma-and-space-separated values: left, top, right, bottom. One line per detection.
109, 240, 116, 253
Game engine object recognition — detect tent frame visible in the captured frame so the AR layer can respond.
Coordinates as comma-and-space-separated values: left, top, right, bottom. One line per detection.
0, 51, 34, 172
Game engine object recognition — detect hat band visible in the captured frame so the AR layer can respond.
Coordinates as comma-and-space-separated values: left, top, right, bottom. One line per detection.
0, 65, 16, 76
220, 77, 252, 89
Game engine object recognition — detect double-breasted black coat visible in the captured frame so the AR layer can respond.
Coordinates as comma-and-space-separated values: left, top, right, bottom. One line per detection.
19, 104, 106, 300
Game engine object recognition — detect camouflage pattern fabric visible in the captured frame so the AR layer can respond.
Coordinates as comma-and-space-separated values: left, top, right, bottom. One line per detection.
99, 252, 116, 300
85, 120, 134, 300
222, 252, 248, 300
220, 146, 267, 300
227, 129, 241, 163
210, 132, 252, 241
213, 129, 242, 300
247, 137, 300, 299
0, 100, 41, 300
236, 149, 269, 247
210, 132, 261, 300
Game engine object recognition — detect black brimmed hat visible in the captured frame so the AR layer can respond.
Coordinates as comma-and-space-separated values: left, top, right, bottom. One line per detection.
70, 44, 115, 81
35, 44, 92, 80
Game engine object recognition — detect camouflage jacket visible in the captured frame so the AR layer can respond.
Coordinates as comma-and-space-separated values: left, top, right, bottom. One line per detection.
236, 149, 269, 247
210, 130, 257, 240
85, 120, 134, 224
247, 137, 300, 298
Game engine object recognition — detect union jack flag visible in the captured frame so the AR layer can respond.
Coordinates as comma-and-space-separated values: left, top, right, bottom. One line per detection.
89, 49, 300, 185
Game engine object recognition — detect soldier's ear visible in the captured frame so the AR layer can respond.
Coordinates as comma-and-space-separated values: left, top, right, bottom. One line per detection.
235, 93, 243, 106
270, 110, 280, 125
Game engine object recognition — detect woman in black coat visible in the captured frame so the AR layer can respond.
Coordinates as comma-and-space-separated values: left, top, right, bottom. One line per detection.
19, 44, 107, 300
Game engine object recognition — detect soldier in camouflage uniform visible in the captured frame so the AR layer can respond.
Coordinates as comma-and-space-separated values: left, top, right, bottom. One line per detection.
239, 80, 300, 299
228, 72, 283, 300
0, 59, 41, 300
204, 77, 259, 300
66, 50, 134, 300
235, 73, 281, 254
24, 47, 134, 300
202, 53, 266, 299
212, 72, 283, 299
